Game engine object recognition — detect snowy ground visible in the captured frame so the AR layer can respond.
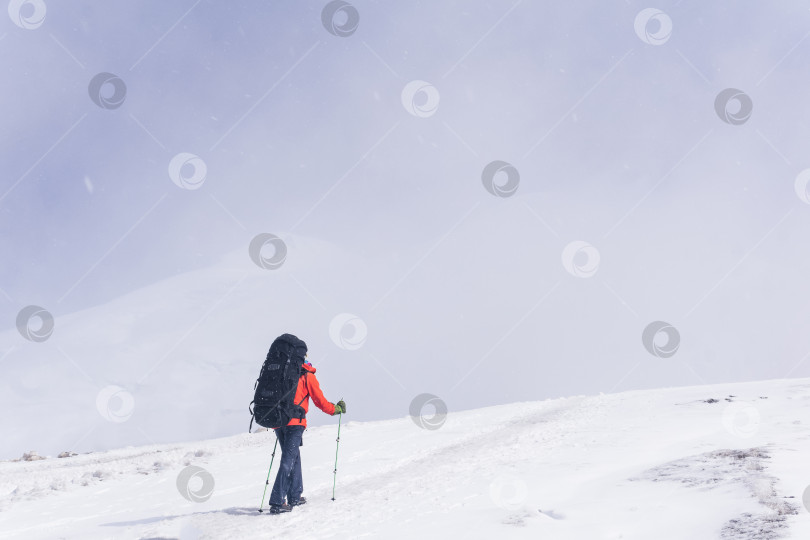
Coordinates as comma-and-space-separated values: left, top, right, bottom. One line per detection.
2, 378, 810, 540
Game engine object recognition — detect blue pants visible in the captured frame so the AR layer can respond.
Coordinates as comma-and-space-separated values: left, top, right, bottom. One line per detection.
269, 425, 305, 506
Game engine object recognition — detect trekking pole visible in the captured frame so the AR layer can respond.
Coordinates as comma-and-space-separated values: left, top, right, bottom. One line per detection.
331, 404, 343, 501
258, 438, 279, 513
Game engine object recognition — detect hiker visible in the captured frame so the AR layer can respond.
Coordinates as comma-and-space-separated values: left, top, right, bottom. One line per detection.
252, 334, 345, 514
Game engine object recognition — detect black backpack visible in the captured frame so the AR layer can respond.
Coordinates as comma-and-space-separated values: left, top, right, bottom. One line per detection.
249, 334, 309, 431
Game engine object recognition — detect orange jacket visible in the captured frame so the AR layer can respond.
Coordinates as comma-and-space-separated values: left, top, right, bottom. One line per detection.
287, 363, 335, 427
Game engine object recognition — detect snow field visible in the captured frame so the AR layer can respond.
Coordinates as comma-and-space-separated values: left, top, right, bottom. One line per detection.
1, 378, 810, 539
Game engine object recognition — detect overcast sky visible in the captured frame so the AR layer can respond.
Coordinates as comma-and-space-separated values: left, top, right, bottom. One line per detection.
3, 1, 810, 457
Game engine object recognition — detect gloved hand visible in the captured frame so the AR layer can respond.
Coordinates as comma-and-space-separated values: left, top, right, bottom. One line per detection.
333, 400, 346, 415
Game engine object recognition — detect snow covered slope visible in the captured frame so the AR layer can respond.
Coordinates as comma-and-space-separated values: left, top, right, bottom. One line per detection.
0, 237, 374, 461
2, 378, 809, 539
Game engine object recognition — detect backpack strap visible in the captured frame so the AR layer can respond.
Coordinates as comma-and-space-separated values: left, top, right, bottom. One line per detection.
297, 372, 310, 403
293, 372, 310, 419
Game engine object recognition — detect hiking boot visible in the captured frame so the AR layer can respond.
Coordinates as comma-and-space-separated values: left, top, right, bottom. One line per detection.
269, 503, 292, 514
290, 496, 307, 507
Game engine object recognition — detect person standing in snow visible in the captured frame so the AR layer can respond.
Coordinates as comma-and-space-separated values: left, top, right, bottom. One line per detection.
267, 337, 345, 514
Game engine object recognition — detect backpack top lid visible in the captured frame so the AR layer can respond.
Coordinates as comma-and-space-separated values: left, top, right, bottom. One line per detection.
271, 333, 308, 360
